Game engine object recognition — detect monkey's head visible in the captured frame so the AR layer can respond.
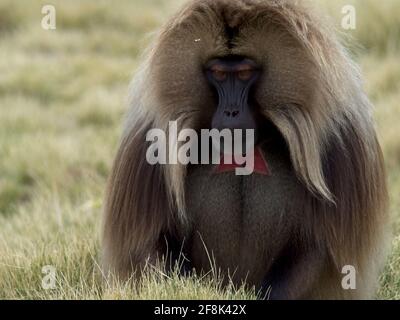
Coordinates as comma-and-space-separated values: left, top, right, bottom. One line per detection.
128, 0, 376, 210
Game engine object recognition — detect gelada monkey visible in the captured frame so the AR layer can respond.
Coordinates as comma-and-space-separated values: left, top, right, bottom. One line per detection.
102, 0, 389, 299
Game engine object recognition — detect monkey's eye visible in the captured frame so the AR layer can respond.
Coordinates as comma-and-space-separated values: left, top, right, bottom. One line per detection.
211, 69, 227, 81
237, 69, 254, 81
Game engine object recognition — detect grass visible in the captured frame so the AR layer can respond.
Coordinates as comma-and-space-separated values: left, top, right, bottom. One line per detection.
0, 0, 399, 299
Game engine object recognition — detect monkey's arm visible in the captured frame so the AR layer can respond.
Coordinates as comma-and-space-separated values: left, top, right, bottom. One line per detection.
261, 249, 325, 300
102, 123, 178, 279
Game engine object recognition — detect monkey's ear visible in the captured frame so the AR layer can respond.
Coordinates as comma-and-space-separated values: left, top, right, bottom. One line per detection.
102, 120, 175, 278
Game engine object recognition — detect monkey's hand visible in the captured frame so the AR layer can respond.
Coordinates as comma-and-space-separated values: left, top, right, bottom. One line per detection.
261, 249, 325, 300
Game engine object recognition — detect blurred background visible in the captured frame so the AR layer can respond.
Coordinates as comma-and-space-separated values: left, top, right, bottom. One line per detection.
0, 0, 399, 299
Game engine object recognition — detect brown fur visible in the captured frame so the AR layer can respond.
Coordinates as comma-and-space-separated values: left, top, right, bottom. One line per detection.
102, 0, 389, 299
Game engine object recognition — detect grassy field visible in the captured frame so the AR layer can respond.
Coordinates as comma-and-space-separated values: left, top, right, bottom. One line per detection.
0, 0, 399, 299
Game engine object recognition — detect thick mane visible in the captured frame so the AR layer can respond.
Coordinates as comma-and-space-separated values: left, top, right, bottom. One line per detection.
143, 0, 386, 214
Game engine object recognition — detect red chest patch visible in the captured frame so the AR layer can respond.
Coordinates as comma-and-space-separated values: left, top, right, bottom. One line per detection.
214, 147, 270, 175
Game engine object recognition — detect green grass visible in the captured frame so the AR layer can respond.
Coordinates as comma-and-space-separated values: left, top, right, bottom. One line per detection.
0, 0, 399, 299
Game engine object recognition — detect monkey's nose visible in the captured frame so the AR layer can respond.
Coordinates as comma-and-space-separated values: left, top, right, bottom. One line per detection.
223, 110, 240, 118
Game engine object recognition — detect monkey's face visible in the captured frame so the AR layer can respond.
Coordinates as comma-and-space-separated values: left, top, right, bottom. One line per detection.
151, 14, 318, 140
205, 56, 261, 142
